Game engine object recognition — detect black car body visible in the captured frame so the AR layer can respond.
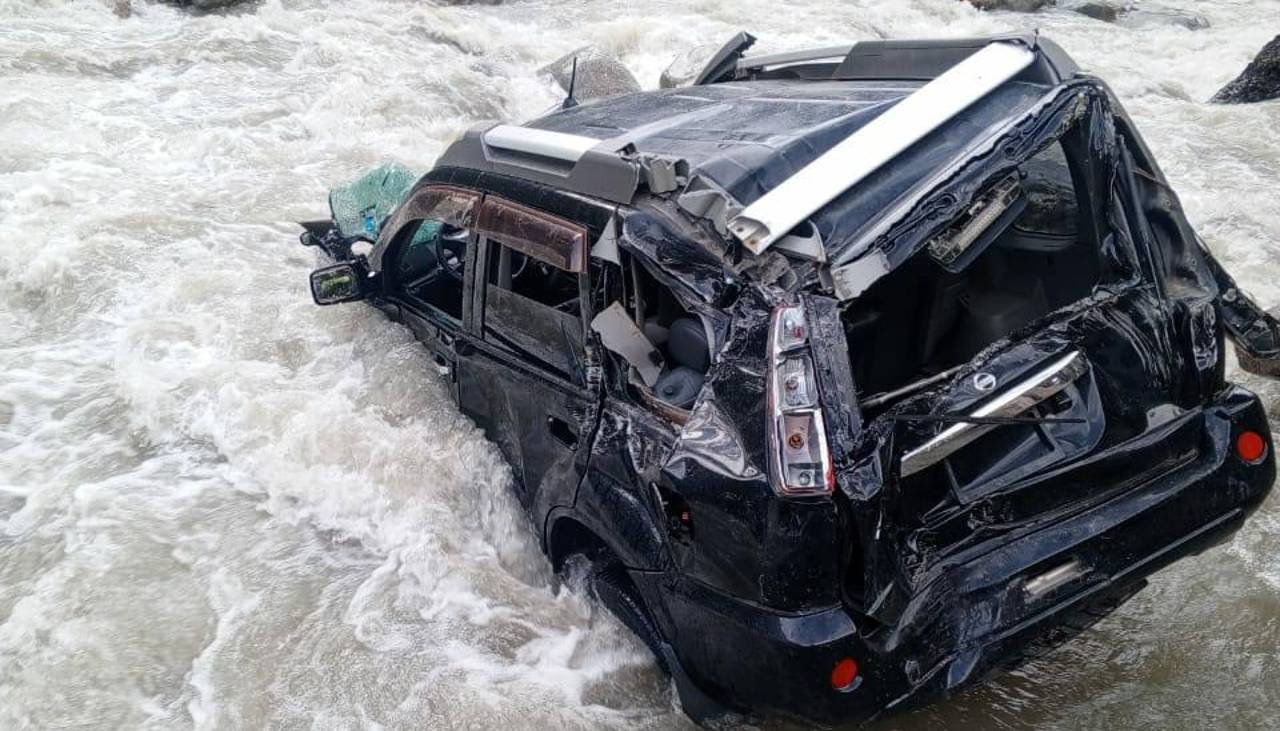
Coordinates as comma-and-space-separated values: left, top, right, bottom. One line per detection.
302, 34, 1279, 725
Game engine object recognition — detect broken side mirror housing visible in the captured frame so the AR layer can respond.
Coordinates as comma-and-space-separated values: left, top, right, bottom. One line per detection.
310, 262, 370, 306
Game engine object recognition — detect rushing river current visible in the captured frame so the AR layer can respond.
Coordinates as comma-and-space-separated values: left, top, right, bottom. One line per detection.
2, 0, 1279, 728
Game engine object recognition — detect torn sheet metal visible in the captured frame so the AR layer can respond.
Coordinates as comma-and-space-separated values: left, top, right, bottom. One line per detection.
830, 249, 890, 300
771, 221, 826, 262
591, 302, 665, 387
589, 215, 621, 265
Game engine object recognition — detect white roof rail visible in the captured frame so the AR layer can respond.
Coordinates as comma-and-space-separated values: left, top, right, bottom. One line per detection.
483, 124, 602, 163
736, 45, 855, 73
726, 41, 1037, 255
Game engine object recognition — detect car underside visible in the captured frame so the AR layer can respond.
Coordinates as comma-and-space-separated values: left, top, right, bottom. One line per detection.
302, 33, 1280, 727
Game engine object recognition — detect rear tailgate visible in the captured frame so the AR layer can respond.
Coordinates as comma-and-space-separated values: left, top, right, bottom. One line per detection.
812, 279, 1219, 624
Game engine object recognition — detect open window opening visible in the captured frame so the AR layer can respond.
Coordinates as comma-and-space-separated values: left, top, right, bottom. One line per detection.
380, 185, 481, 321
476, 196, 589, 384
486, 243, 582, 316
844, 136, 1104, 411
623, 252, 711, 412
387, 219, 468, 319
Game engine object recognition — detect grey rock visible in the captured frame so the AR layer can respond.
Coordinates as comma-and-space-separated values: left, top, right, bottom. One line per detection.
660, 43, 721, 89
1213, 35, 1280, 104
113, 0, 131, 17
1119, 9, 1211, 31
158, 0, 253, 10
966, 0, 1054, 12
540, 46, 641, 105
1067, 0, 1127, 22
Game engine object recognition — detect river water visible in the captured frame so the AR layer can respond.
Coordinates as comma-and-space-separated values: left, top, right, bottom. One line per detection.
1, 0, 1278, 728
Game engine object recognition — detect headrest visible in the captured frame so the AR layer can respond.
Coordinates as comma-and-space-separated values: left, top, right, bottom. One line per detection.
668, 317, 709, 372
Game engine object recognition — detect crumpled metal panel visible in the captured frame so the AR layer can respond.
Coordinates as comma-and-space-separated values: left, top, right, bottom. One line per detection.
658, 284, 842, 610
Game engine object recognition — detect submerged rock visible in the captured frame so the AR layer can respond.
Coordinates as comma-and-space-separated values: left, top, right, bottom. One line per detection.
539, 46, 641, 105
112, 0, 131, 17
1065, 0, 1127, 22
1213, 36, 1280, 104
966, 0, 1054, 11
158, 0, 253, 9
1119, 9, 1211, 31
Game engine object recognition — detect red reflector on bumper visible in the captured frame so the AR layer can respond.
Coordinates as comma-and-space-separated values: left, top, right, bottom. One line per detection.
831, 658, 859, 691
1237, 431, 1267, 464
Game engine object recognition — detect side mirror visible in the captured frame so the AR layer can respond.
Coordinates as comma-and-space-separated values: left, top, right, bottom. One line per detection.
310, 262, 370, 306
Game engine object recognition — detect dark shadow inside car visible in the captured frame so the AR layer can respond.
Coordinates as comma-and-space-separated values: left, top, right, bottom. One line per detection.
843, 139, 1103, 404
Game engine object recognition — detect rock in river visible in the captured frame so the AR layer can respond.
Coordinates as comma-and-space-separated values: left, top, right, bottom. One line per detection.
1213, 35, 1280, 104
966, 0, 1054, 11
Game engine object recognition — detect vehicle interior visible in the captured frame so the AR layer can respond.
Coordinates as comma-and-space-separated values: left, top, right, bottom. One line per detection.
487, 244, 581, 316
482, 238, 588, 382
387, 218, 468, 320
842, 139, 1104, 407
624, 253, 711, 411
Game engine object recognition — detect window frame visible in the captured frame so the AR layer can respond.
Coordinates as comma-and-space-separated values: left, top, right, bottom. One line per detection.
377, 184, 482, 324
472, 196, 594, 385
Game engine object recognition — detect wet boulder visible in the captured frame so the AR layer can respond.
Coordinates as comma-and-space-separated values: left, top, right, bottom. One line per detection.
1118, 9, 1210, 31
966, 0, 1055, 11
1213, 35, 1280, 104
1062, 0, 1128, 22
540, 46, 641, 104
157, 0, 256, 9
660, 43, 722, 89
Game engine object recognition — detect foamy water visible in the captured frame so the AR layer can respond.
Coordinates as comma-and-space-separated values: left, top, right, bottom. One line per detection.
1, 1, 1278, 728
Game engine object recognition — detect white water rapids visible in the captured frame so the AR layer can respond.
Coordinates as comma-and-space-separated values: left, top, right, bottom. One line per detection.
1, 0, 1278, 728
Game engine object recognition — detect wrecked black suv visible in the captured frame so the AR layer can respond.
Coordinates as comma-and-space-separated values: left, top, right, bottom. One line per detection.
301, 34, 1279, 725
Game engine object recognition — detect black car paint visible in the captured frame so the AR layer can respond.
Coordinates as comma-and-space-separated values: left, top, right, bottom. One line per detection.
300, 66, 1280, 726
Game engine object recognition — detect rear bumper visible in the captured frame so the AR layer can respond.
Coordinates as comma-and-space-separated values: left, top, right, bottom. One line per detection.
650, 385, 1275, 725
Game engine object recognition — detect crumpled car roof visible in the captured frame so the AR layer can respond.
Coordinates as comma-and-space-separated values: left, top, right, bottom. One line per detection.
528, 77, 1054, 264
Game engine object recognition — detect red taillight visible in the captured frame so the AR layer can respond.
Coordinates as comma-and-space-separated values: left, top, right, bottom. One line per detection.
830, 658, 859, 692
1236, 431, 1267, 464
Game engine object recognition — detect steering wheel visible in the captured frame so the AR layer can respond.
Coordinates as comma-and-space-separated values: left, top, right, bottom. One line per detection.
435, 228, 470, 281
434, 229, 532, 284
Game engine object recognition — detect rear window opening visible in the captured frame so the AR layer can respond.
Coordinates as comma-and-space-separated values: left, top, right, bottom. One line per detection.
624, 253, 710, 412
844, 141, 1102, 407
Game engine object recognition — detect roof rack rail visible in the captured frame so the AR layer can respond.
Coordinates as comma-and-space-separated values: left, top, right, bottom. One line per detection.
434, 123, 643, 204
831, 34, 1076, 84
728, 33, 1079, 86
735, 45, 855, 75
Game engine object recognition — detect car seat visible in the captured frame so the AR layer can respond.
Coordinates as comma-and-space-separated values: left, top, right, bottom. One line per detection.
653, 317, 709, 409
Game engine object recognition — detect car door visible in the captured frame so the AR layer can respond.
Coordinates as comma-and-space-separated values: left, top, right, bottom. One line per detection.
376, 185, 482, 400
456, 195, 601, 511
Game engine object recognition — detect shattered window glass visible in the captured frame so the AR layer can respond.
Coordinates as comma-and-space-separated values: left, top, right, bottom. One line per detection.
328, 163, 420, 240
